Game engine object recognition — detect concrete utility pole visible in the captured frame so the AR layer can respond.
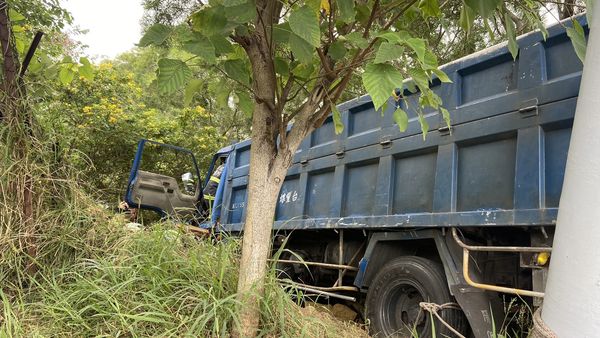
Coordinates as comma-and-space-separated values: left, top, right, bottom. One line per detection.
540, 7, 600, 337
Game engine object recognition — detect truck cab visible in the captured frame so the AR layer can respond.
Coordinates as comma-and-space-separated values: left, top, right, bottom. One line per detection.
125, 139, 231, 227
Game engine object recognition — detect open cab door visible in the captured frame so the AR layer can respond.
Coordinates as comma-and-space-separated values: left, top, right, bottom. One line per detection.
125, 140, 203, 221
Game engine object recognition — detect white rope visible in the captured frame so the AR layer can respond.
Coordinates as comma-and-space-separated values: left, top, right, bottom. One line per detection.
419, 302, 466, 338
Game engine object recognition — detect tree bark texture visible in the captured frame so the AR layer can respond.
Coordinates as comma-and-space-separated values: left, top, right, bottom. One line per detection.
0, 0, 37, 276
233, 1, 341, 335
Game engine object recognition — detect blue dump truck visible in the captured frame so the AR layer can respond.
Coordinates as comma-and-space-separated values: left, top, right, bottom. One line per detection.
125, 17, 586, 338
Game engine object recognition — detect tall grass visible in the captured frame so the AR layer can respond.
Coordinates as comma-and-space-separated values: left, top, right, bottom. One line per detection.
0, 224, 364, 337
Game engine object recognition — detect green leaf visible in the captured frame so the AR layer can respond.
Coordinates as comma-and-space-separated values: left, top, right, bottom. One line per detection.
338, 0, 355, 23
192, 6, 227, 36
420, 90, 442, 109
378, 31, 411, 44
332, 105, 344, 135
459, 4, 476, 34
405, 38, 426, 63
344, 32, 369, 48
464, 0, 501, 19
289, 6, 320, 47
536, 20, 549, 40
328, 41, 347, 60
408, 68, 430, 91
393, 107, 409, 132
405, 80, 417, 93
14, 35, 25, 54
157, 58, 192, 94
418, 0, 441, 18
505, 12, 518, 60
422, 49, 438, 69
440, 107, 451, 129
292, 63, 315, 79
290, 33, 314, 64
274, 23, 292, 43
78, 57, 94, 80
216, 86, 231, 107
8, 9, 25, 22
274, 57, 290, 76
183, 36, 216, 64
566, 20, 587, 62
184, 79, 203, 106
236, 91, 254, 115
418, 114, 429, 140
355, 4, 371, 24
223, 0, 246, 6
225, 0, 256, 23
362, 63, 404, 110
432, 69, 452, 83
374, 43, 405, 64
29, 58, 42, 73
223, 59, 250, 85
139, 24, 171, 47
58, 64, 75, 85
210, 35, 233, 55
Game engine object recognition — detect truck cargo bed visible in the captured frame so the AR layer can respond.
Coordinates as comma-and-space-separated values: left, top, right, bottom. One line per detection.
220, 18, 586, 233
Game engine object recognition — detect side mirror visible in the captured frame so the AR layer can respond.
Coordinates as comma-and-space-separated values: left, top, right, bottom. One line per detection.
181, 172, 194, 183
181, 172, 196, 194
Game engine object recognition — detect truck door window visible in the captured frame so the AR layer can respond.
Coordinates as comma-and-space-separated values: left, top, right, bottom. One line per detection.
138, 142, 200, 196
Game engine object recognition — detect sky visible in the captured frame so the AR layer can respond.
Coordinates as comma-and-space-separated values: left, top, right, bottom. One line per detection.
61, 0, 144, 60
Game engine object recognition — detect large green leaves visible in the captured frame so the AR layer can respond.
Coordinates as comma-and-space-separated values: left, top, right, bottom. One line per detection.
566, 20, 587, 62
235, 91, 254, 115
328, 41, 347, 60
183, 36, 216, 64
223, 59, 250, 86
289, 6, 321, 47
464, 0, 501, 18
505, 12, 518, 60
184, 79, 203, 106
338, 0, 355, 23
139, 24, 171, 47
225, 0, 256, 24
59, 65, 76, 85
332, 106, 344, 134
418, 0, 441, 18
290, 33, 314, 64
157, 59, 192, 94
192, 6, 227, 36
406, 38, 426, 63
374, 43, 404, 64
393, 107, 409, 132
362, 63, 404, 110
459, 5, 476, 34
223, 0, 247, 6
78, 57, 94, 81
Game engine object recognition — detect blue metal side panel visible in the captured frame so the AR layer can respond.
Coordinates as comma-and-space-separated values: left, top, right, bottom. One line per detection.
211, 161, 229, 224
218, 17, 585, 233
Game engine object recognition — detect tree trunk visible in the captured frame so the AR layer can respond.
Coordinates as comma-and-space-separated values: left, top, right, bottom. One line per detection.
235, 102, 288, 337
0, 1, 37, 276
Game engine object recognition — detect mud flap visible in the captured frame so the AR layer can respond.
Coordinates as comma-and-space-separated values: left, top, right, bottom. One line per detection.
433, 231, 504, 338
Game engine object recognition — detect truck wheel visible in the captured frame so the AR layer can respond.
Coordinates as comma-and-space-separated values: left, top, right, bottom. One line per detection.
366, 256, 465, 337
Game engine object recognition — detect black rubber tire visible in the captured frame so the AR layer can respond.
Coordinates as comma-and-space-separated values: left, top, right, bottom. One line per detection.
366, 256, 466, 337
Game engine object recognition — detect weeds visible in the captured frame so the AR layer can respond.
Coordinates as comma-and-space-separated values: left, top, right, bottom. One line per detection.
0, 97, 365, 337
0, 225, 364, 337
